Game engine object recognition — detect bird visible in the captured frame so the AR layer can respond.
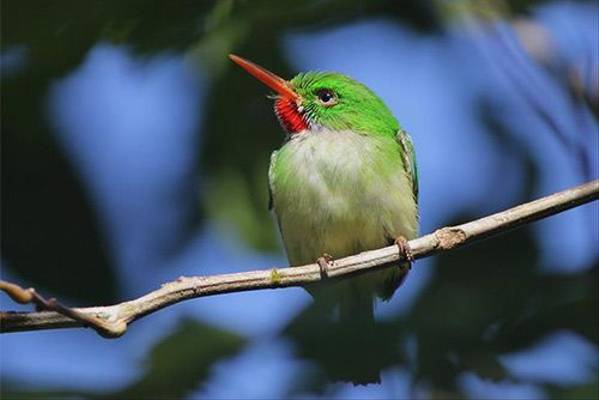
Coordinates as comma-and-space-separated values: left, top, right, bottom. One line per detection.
229, 54, 419, 383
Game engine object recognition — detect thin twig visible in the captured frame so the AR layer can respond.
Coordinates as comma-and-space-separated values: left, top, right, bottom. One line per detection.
0, 281, 126, 337
1, 180, 597, 338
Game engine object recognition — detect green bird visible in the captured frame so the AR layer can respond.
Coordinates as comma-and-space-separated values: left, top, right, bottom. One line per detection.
230, 54, 418, 332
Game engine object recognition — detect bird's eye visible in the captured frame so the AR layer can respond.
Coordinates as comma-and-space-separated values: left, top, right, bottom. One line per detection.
315, 89, 337, 106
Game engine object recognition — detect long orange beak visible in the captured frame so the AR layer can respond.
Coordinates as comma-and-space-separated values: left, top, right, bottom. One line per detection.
229, 54, 299, 100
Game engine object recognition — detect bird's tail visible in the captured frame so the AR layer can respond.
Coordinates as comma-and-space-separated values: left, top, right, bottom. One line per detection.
339, 283, 375, 324
302, 264, 408, 385
335, 283, 381, 385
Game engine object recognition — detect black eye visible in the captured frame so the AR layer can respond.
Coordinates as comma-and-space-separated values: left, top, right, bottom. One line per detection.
316, 89, 337, 105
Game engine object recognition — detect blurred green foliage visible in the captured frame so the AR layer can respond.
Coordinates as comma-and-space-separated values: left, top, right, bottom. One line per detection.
111, 319, 246, 399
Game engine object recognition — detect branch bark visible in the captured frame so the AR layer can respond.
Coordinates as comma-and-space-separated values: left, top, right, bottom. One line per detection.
1, 180, 597, 338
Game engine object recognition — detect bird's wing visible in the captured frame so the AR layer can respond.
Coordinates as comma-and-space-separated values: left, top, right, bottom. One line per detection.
267, 150, 289, 249
267, 150, 278, 211
396, 129, 418, 204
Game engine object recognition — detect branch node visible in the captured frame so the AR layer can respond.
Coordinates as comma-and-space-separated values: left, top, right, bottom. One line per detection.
435, 227, 467, 250
96, 320, 128, 339
270, 268, 282, 285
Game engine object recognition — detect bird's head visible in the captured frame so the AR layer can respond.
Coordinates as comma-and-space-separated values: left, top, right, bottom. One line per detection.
229, 54, 398, 137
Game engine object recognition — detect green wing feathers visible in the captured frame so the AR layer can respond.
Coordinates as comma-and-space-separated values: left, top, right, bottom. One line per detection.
396, 129, 418, 204
375, 130, 418, 301
267, 150, 278, 211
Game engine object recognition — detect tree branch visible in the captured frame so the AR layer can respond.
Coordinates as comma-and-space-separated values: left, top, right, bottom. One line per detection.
1, 180, 597, 338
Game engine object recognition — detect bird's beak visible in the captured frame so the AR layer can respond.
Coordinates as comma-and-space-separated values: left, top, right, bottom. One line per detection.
229, 54, 299, 101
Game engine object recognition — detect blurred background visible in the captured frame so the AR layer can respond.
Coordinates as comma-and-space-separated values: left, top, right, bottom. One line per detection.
1, 0, 598, 398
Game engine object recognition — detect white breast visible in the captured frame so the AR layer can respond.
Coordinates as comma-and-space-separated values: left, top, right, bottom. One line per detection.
270, 128, 417, 266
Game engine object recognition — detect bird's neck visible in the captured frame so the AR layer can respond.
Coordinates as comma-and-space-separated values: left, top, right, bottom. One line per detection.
274, 97, 309, 134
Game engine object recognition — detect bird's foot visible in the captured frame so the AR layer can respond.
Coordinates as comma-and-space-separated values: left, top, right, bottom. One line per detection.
316, 253, 333, 279
395, 236, 414, 262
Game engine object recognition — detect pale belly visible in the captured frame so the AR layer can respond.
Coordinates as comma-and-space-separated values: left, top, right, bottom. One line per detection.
269, 130, 418, 269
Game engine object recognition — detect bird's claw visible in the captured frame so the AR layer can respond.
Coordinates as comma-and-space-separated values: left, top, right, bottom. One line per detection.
317, 253, 333, 279
395, 236, 414, 262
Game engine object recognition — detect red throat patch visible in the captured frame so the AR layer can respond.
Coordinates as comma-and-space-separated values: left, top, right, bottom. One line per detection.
274, 97, 308, 134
